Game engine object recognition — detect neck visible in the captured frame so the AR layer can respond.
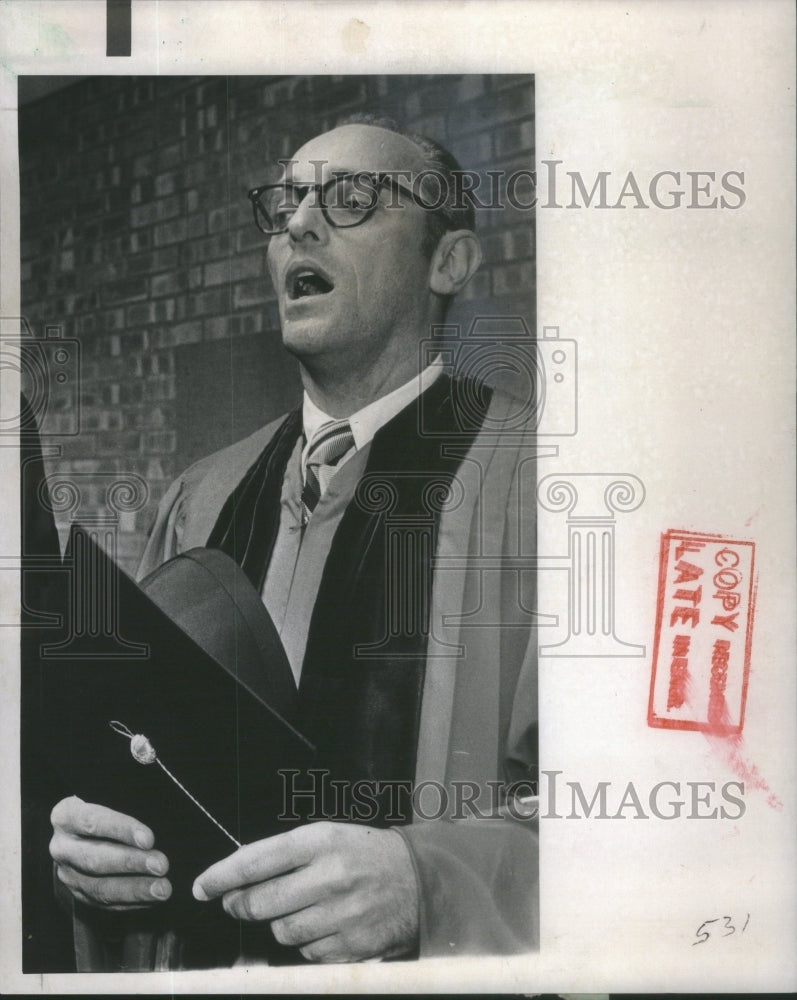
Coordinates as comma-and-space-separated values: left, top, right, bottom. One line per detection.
299, 351, 424, 417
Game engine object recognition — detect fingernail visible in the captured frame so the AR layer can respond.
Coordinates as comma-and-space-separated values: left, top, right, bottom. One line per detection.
134, 829, 150, 849
192, 881, 208, 901
146, 856, 166, 875
150, 880, 170, 899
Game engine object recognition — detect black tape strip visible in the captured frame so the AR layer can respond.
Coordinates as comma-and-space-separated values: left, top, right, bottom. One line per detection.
106, 0, 131, 57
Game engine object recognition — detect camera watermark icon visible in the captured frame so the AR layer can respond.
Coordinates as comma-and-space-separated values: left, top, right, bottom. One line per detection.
419, 317, 576, 440
0, 318, 81, 437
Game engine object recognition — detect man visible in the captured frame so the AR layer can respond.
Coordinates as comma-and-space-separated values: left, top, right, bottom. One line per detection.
49, 115, 539, 967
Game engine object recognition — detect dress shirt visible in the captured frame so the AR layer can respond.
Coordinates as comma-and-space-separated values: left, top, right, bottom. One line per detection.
262, 357, 444, 684
300, 357, 444, 495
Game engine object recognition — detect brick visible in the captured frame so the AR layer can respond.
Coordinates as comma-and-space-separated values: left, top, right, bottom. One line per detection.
228, 202, 251, 229
154, 322, 202, 349
106, 189, 132, 213
448, 85, 533, 137
76, 314, 97, 337
65, 459, 103, 474
154, 218, 188, 246
58, 433, 97, 458
205, 252, 261, 287
201, 315, 232, 341
146, 457, 166, 481
187, 214, 207, 239
508, 225, 535, 260
230, 253, 262, 283
130, 202, 158, 228
235, 225, 267, 253
183, 161, 207, 186
151, 247, 180, 271
132, 177, 155, 204
181, 233, 231, 264
233, 278, 273, 310
102, 276, 148, 305
129, 230, 152, 253
125, 302, 158, 326
208, 207, 228, 234
155, 195, 181, 221
127, 406, 166, 428
203, 259, 230, 286
142, 430, 177, 453
489, 74, 535, 92
494, 119, 535, 159
151, 271, 189, 297
155, 171, 177, 197
147, 375, 176, 401
184, 130, 224, 159
97, 431, 142, 454
459, 268, 491, 302
157, 299, 177, 323
127, 252, 155, 275
492, 261, 535, 296
189, 288, 229, 317
482, 230, 513, 263
116, 381, 141, 405
157, 143, 182, 171
123, 126, 155, 158
458, 76, 486, 102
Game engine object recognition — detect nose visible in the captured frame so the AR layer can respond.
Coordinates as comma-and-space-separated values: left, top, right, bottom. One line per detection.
286, 187, 328, 244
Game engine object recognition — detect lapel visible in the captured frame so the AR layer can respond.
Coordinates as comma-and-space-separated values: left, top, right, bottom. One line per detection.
207, 409, 302, 591
297, 374, 492, 812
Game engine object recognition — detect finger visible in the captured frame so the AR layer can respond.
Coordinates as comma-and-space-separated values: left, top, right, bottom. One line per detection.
194, 825, 318, 900
56, 881, 143, 912
49, 829, 169, 877
50, 796, 155, 849
55, 864, 172, 907
299, 934, 346, 963
220, 865, 322, 922
270, 904, 338, 948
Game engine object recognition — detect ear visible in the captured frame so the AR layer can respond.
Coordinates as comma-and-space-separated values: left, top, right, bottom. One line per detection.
428, 230, 483, 297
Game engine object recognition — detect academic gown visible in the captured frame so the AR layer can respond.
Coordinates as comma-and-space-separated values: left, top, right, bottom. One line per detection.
71, 374, 539, 967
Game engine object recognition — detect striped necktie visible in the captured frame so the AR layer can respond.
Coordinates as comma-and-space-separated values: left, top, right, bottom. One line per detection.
301, 418, 354, 524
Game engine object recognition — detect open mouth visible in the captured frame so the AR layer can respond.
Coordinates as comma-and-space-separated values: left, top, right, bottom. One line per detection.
287, 267, 335, 300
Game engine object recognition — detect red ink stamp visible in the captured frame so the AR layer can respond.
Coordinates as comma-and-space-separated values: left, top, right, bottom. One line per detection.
648, 530, 756, 736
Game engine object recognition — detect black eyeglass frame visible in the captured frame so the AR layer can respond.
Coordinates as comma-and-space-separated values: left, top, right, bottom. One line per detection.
247, 171, 445, 236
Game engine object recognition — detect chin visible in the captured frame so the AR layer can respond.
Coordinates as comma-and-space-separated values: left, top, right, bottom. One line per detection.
281, 321, 338, 361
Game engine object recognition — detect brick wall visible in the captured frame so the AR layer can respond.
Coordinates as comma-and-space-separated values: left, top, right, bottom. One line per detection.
19, 74, 535, 573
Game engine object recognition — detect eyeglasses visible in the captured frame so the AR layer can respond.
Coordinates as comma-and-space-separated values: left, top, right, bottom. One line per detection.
247, 171, 436, 236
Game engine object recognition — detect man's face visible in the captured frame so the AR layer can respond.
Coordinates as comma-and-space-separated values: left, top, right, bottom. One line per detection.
266, 125, 436, 372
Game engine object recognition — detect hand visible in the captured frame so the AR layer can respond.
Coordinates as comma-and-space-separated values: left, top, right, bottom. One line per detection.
49, 795, 172, 910
193, 821, 419, 963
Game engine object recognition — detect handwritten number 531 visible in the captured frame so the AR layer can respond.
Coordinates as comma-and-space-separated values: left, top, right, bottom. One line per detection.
693, 913, 750, 945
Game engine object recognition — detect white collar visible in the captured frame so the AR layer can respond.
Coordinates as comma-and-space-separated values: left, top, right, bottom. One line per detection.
301, 357, 444, 462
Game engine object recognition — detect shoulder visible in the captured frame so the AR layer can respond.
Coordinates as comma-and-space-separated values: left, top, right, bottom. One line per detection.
178, 412, 295, 499
145, 411, 297, 561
